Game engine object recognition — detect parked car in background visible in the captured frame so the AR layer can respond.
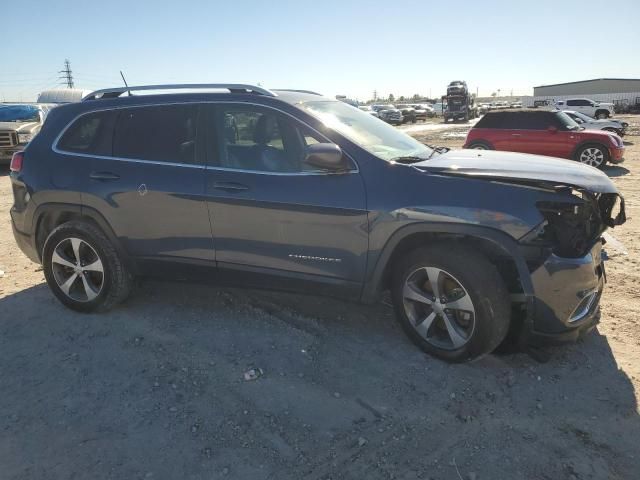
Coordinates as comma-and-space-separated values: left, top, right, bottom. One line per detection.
555, 98, 614, 119
396, 105, 418, 123
401, 104, 429, 121
414, 103, 435, 117
463, 109, 624, 169
372, 104, 403, 125
431, 102, 445, 116
510, 101, 523, 108
561, 110, 628, 137
10, 83, 626, 362
0, 104, 55, 164
478, 103, 491, 114
358, 105, 379, 118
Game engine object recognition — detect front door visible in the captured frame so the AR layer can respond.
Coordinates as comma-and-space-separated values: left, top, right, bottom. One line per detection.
80, 104, 214, 268
203, 104, 368, 293
507, 111, 571, 158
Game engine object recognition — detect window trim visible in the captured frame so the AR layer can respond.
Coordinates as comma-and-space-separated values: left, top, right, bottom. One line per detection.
52, 101, 359, 175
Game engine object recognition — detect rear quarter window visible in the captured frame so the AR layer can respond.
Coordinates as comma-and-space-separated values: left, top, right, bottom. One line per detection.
57, 110, 114, 155
474, 112, 505, 128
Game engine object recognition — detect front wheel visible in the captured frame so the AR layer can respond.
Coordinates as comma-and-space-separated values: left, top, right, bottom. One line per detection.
392, 244, 511, 362
43, 221, 133, 313
576, 144, 608, 169
595, 110, 609, 120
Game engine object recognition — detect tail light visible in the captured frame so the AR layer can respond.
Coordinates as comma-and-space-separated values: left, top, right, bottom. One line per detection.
10, 151, 24, 172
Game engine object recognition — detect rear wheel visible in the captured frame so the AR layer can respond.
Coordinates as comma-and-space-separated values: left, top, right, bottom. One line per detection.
391, 244, 511, 362
467, 141, 492, 150
43, 221, 133, 312
595, 110, 609, 120
576, 144, 609, 169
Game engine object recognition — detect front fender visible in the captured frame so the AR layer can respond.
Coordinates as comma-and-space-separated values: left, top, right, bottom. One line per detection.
360, 222, 534, 304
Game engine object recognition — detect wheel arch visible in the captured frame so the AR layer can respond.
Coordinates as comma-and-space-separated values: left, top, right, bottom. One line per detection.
571, 140, 610, 161
464, 139, 493, 149
360, 223, 534, 304
32, 203, 134, 272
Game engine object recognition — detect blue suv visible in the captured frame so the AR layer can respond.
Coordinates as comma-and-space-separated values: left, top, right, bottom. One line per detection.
9, 84, 626, 362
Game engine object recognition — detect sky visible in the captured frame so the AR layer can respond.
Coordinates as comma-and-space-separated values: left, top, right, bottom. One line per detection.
2, 0, 640, 102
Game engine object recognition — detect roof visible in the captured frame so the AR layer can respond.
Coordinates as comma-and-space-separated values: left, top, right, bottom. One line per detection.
534, 78, 640, 89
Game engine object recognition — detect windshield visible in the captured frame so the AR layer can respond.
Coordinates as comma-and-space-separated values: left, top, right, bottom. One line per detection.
303, 101, 433, 162
556, 111, 581, 129
0, 105, 40, 122
572, 111, 593, 122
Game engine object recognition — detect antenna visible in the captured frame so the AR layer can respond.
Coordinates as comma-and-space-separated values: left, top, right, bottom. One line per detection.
59, 59, 74, 89
120, 71, 132, 96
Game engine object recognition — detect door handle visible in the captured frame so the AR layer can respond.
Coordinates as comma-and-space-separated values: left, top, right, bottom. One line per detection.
213, 181, 249, 192
90, 171, 120, 181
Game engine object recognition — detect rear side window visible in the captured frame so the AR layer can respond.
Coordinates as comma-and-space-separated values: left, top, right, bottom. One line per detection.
474, 112, 504, 128
57, 110, 113, 155
113, 105, 199, 164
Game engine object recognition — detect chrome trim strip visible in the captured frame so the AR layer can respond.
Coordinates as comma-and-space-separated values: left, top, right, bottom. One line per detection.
52, 101, 360, 175
82, 83, 276, 101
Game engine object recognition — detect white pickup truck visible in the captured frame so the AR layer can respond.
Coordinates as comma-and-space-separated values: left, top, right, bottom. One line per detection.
555, 98, 614, 119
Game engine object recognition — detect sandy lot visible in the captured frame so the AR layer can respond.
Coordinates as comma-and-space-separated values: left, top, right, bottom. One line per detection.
1, 117, 639, 480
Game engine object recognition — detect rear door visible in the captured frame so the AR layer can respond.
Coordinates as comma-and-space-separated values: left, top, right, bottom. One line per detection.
80, 103, 214, 269
203, 103, 368, 294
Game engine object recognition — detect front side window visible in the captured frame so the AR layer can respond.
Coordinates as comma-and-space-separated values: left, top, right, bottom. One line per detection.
303, 101, 432, 162
113, 104, 199, 164
217, 107, 327, 173
57, 110, 113, 155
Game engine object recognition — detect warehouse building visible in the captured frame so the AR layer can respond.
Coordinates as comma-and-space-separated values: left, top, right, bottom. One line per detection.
533, 78, 640, 97
522, 78, 640, 109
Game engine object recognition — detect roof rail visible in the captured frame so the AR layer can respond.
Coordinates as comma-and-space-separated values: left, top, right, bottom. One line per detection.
273, 89, 322, 96
82, 83, 277, 101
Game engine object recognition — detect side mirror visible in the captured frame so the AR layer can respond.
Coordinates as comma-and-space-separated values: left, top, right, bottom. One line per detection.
304, 143, 349, 172
548, 126, 558, 133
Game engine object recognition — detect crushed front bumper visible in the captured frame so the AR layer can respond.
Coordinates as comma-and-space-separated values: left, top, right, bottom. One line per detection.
526, 241, 605, 345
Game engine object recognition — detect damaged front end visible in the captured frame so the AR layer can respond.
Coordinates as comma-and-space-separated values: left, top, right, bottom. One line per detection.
524, 189, 626, 258
519, 188, 626, 342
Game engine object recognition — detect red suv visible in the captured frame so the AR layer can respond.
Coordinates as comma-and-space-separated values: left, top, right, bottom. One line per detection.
464, 110, 624, 169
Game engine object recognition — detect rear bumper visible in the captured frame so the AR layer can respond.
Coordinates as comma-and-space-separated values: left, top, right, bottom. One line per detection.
11, 216, 40, 264
525, 242, 605, 346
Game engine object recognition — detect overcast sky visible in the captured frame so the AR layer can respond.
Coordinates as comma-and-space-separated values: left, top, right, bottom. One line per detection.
3, 0, 640, 102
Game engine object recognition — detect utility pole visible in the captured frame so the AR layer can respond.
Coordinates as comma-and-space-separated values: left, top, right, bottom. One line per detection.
59, 59, 74, 89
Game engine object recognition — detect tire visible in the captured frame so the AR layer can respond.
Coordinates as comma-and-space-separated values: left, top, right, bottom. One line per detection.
595, 110, 609, 120
42, 221, 133, 313
391, 244, 511, 362
467, 141, 492, 150
575, 143, 609, 169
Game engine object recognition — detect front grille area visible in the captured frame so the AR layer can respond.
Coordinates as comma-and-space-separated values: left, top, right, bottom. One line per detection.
0, 131, 17, 147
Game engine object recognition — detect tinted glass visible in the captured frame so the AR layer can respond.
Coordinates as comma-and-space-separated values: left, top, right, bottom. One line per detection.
218, 108, 325, 173
57, 110, 113, 155
113, 105, 199, 164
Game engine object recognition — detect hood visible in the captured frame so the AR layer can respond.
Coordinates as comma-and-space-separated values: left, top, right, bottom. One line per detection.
0, 121, 40, 133
413, 149, 618, 194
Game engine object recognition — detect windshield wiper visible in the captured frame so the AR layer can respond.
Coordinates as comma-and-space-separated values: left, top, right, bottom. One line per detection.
391, 156, 428, 164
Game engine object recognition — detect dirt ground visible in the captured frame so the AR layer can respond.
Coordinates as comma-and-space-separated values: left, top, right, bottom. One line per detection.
1, 117, 639, 480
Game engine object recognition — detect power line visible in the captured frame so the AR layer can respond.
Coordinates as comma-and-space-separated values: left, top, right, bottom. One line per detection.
59, 59, 74, 89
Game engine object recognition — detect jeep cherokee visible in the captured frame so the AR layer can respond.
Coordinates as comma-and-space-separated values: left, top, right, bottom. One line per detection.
9, 84, 626, 362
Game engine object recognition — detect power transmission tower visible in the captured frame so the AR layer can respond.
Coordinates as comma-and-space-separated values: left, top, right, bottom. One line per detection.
59, 59, 74, 89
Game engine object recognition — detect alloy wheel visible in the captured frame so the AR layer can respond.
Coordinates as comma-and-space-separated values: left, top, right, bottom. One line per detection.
579, 147, 605, 167
51, 237, 104, 302
402, 267, 476, 350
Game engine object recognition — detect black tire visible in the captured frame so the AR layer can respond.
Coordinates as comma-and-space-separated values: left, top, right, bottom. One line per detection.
595, 110, 609, 120
466, 141, 492, 150
575, 143, 609, 169
391, 244, 510, 362
42, 221, 133, 313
